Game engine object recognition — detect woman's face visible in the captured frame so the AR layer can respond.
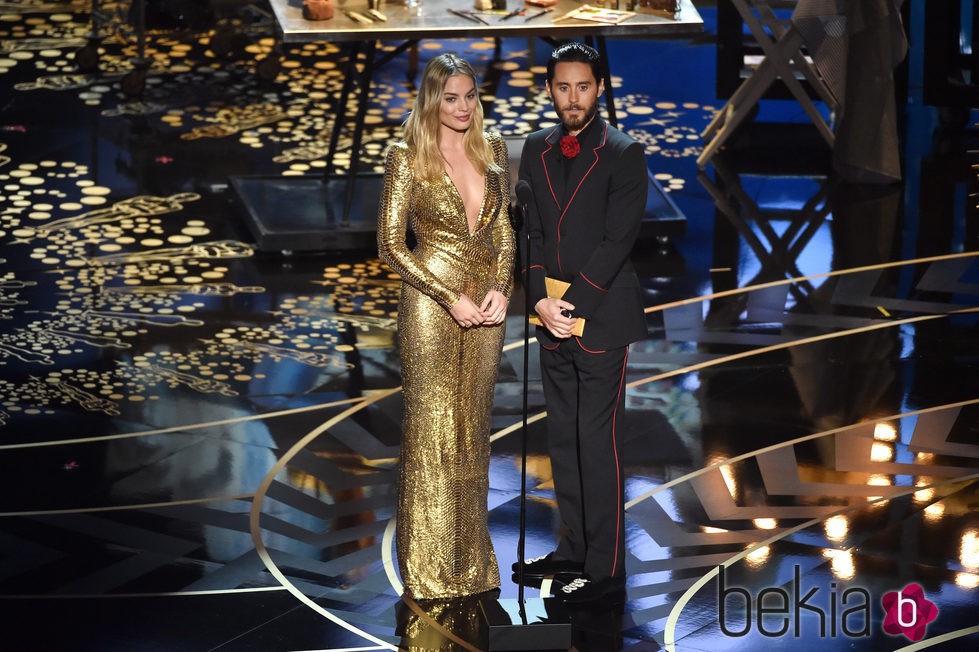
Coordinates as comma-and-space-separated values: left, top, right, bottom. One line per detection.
439, 74, 478, 133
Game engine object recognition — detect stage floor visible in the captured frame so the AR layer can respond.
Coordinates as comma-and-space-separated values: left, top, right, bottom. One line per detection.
0, 3, 977, 651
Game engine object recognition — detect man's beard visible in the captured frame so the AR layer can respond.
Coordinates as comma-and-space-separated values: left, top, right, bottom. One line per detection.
557, 101, 598, 133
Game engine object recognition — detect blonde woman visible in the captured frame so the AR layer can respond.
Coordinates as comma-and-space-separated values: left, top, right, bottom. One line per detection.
377, 53, 514, 600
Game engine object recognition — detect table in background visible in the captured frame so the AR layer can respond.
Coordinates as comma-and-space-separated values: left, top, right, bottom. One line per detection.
232, 0, 703, 252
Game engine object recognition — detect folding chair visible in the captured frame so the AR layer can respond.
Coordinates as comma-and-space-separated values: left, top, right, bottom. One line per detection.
698, 0, 840, 169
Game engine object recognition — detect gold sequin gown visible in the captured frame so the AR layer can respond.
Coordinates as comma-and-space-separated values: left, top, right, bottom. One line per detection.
377, 132, 514, 599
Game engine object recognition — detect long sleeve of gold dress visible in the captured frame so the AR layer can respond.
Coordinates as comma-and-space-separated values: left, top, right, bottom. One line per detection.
377, 132, 514, 599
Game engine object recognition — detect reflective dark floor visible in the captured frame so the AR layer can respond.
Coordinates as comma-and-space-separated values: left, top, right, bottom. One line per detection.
1, 2, 978, 651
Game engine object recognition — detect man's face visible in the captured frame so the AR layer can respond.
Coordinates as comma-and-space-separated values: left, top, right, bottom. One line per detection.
547, 61, 604, 135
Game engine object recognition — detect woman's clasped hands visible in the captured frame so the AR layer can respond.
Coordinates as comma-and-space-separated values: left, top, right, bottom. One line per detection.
450, 290, 508, 328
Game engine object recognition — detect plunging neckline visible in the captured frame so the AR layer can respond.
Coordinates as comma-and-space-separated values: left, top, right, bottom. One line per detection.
444, 170, 487, 235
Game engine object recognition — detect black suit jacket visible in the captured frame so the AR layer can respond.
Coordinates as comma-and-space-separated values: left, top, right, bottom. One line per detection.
518, 118, 648, 350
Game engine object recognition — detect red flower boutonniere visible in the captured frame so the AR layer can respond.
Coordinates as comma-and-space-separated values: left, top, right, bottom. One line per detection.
559, 134, 580, 158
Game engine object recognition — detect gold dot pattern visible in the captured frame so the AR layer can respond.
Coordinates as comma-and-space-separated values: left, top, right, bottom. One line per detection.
0, 10, 713, 431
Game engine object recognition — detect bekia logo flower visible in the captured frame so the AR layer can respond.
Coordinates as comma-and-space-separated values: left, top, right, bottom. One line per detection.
881, 583, 938, 642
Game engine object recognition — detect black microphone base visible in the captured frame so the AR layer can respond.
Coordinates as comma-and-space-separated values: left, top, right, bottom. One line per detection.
479, 596, 572, 651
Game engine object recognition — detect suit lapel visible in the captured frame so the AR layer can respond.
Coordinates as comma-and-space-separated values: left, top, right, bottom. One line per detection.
540, 127, 565, 210
544, 118, 608, 221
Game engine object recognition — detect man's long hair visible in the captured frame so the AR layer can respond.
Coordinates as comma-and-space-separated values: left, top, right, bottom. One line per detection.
403, 53, 498, 181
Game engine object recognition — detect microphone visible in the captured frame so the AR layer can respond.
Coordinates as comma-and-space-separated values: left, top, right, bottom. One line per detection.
515, 180, 533, 213
511, 180, 533, 231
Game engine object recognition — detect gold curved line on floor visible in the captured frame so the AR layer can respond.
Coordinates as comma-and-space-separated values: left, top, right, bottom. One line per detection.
895, 625, 979, 651
502, 338, 534, 353
643, 250, 979, 314
0, 396, 369, 450
623, 397, 979, 511
0, 493, 255, 518
662, 472, 979, 651
495, 256, 979, 447
0, 586, 287, 599
249, 388, 401, 651
382, 518, 403, 595
490, 338, 539, 442
490, 411, 547, 443
492, 307, 979, 448
628, 306, 979, 391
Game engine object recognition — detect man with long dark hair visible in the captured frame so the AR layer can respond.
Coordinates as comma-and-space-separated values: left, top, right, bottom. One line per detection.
515, 42, 648, 604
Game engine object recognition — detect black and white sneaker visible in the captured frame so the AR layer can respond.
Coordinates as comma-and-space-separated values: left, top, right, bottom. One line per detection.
510, 552, 583, 580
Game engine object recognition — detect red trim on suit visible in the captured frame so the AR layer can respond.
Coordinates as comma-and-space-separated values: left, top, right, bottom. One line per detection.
539, 128, 564, 274
541, 127, 560, 213
574, 338, 607, 354
579, 271, 607, 292
539, 124, 609, 275
609, 349, 628, 577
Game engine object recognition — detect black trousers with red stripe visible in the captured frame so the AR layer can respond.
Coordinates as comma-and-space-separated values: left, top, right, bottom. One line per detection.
539, 338, 628, 581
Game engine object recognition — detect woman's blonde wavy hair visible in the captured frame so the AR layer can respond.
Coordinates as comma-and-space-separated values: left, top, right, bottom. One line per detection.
403, 53, 499, 182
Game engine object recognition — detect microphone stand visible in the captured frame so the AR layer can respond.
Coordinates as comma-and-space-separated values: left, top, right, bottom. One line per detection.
481, 193, 571, 651
516, 202, 530, 613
